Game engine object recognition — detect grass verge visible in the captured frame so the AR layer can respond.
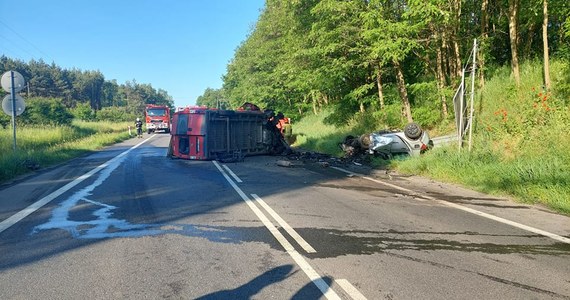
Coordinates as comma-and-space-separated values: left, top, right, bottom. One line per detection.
293, 60, 570, 216
0, 120, 132, 184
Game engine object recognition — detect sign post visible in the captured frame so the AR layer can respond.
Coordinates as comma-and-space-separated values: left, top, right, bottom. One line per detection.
1, 70, 26, 151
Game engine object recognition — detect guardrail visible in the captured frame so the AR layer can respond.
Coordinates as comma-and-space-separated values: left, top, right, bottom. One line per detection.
432, 134, 458, 148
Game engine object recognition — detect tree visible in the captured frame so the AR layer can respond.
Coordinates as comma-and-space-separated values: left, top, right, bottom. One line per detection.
479, 0, 489, 87
542, 0, 551, 90
508, 0, 521, 85
196, 88, 227, 108
216, 0, 570, 131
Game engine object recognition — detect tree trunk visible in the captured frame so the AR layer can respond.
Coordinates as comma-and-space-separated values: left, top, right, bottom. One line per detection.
312, 97, 318, 115
479, 0, 489, 88
508, 0, 521, 86
451, 0, 462, 79
436, 43, 449, 118
524, 23, 536, 59
393, 60, 413, 123
376, 63, 385, 110
543, 0, 551, 90
441, 30, 452, 79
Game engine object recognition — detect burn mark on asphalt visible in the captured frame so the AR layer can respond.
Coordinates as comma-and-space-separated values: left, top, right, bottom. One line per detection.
383, 252, 570, 299
476, 273, 570, 299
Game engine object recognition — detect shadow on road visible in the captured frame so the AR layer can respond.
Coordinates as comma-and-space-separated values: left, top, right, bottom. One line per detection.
195, 264, 332, 300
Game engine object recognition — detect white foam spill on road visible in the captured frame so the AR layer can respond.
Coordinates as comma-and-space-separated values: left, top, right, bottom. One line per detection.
32, 150, 163, 239
31, 145, 251, 241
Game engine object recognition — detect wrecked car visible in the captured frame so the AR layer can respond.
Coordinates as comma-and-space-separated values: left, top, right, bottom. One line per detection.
340, 123, 433, 159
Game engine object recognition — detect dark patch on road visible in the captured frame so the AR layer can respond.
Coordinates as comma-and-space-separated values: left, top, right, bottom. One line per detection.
294, 228, 570, 258
425, 191, 532, 209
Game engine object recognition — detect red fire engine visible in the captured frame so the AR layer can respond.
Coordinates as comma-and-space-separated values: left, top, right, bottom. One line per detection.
168, 105, 289, 161
145, 104, 171, 134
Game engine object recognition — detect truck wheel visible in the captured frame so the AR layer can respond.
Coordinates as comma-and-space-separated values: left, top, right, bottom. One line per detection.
404, 123, 422, 140
147, 129, 151, 134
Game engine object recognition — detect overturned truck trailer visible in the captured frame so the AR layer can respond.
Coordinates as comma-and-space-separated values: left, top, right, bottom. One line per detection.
168, 107, 289, 160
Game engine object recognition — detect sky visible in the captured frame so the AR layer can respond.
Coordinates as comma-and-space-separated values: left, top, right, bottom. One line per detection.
0, 0, 265, 108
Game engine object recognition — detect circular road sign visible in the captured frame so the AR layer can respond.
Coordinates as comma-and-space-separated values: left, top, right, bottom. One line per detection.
2, 94, 26, 116
1, 71, 26, 93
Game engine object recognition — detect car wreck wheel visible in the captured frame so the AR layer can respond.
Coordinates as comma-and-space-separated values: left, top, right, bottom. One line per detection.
404, 122, 422, 140
358, 134, 371, 148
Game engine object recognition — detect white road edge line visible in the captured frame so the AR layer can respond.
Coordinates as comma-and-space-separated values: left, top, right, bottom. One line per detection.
222, 164, 243, 183
335, 279, 368, 300
331, 166, 570, 245
251, 193, 317, 253
0, 135, 155, 234
213, 161, 341, 300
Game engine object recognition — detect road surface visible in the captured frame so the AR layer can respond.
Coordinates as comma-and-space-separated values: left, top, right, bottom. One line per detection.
1, 133, 569, 299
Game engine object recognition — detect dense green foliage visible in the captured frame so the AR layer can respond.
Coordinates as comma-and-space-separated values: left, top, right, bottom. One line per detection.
0, 56, 174, 124
203, 0, 570, 130
196, 88, 228, 109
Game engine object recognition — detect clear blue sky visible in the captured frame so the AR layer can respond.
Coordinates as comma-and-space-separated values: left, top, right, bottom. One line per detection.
0, 0, 264, 107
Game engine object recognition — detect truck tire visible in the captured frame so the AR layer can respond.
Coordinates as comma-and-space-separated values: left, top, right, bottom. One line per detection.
404, 122, 422, 140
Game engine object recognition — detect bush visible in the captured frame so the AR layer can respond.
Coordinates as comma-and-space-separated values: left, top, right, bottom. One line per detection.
19, 97, 73, 126
71, 103, 96, 121
374, 103, 404, 129
0, 113, 9, 129
96, 106, 137, 122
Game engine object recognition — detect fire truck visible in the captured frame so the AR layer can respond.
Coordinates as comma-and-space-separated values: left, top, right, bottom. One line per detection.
145, 104, 171, 134
168, 105, 289, 160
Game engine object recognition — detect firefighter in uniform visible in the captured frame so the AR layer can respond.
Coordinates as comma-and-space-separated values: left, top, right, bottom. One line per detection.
135, 118, 143, 138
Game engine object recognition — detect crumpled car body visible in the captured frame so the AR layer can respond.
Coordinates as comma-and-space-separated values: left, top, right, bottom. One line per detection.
368, 130, 431, 158
340, 123, 433, 159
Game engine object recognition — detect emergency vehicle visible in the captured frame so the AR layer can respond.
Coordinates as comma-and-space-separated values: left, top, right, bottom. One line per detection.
145, 104, 171, 134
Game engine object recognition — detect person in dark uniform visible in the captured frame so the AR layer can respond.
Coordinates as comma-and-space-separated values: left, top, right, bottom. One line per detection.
135, 117, 143, 138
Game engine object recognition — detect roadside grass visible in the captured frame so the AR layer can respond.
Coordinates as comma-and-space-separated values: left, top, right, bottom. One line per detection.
396, 145, 570, 214
0, 120, 132, 183
294, 60, 570, 215
396, 60, 570, 215
291, 110, 348, 157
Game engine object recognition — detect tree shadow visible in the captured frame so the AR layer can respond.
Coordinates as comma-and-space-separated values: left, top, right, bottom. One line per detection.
195, 265, 294, 300
195, 264, 332, 300
291, 276, 333, 300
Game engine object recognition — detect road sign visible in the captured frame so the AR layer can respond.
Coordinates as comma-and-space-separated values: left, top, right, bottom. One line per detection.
1, 71, 25, 93
2, 94, 26, 116
2, 70, 26, 151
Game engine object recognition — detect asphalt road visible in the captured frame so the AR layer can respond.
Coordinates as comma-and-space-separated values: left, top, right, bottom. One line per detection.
0, 133, 569, 299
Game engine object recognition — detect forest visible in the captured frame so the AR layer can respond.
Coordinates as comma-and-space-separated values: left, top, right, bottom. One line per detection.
0, 56, 173, 127
197, 0, 570, 129
2, 0, 569, 131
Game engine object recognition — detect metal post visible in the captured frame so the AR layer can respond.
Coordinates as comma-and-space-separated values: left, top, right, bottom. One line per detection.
468, 39, 478, 152
458, 70, 465, 150
10, 71, 17, 151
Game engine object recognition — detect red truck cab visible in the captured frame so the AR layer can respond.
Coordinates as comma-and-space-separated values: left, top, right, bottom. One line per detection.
145, 104, 171, 134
